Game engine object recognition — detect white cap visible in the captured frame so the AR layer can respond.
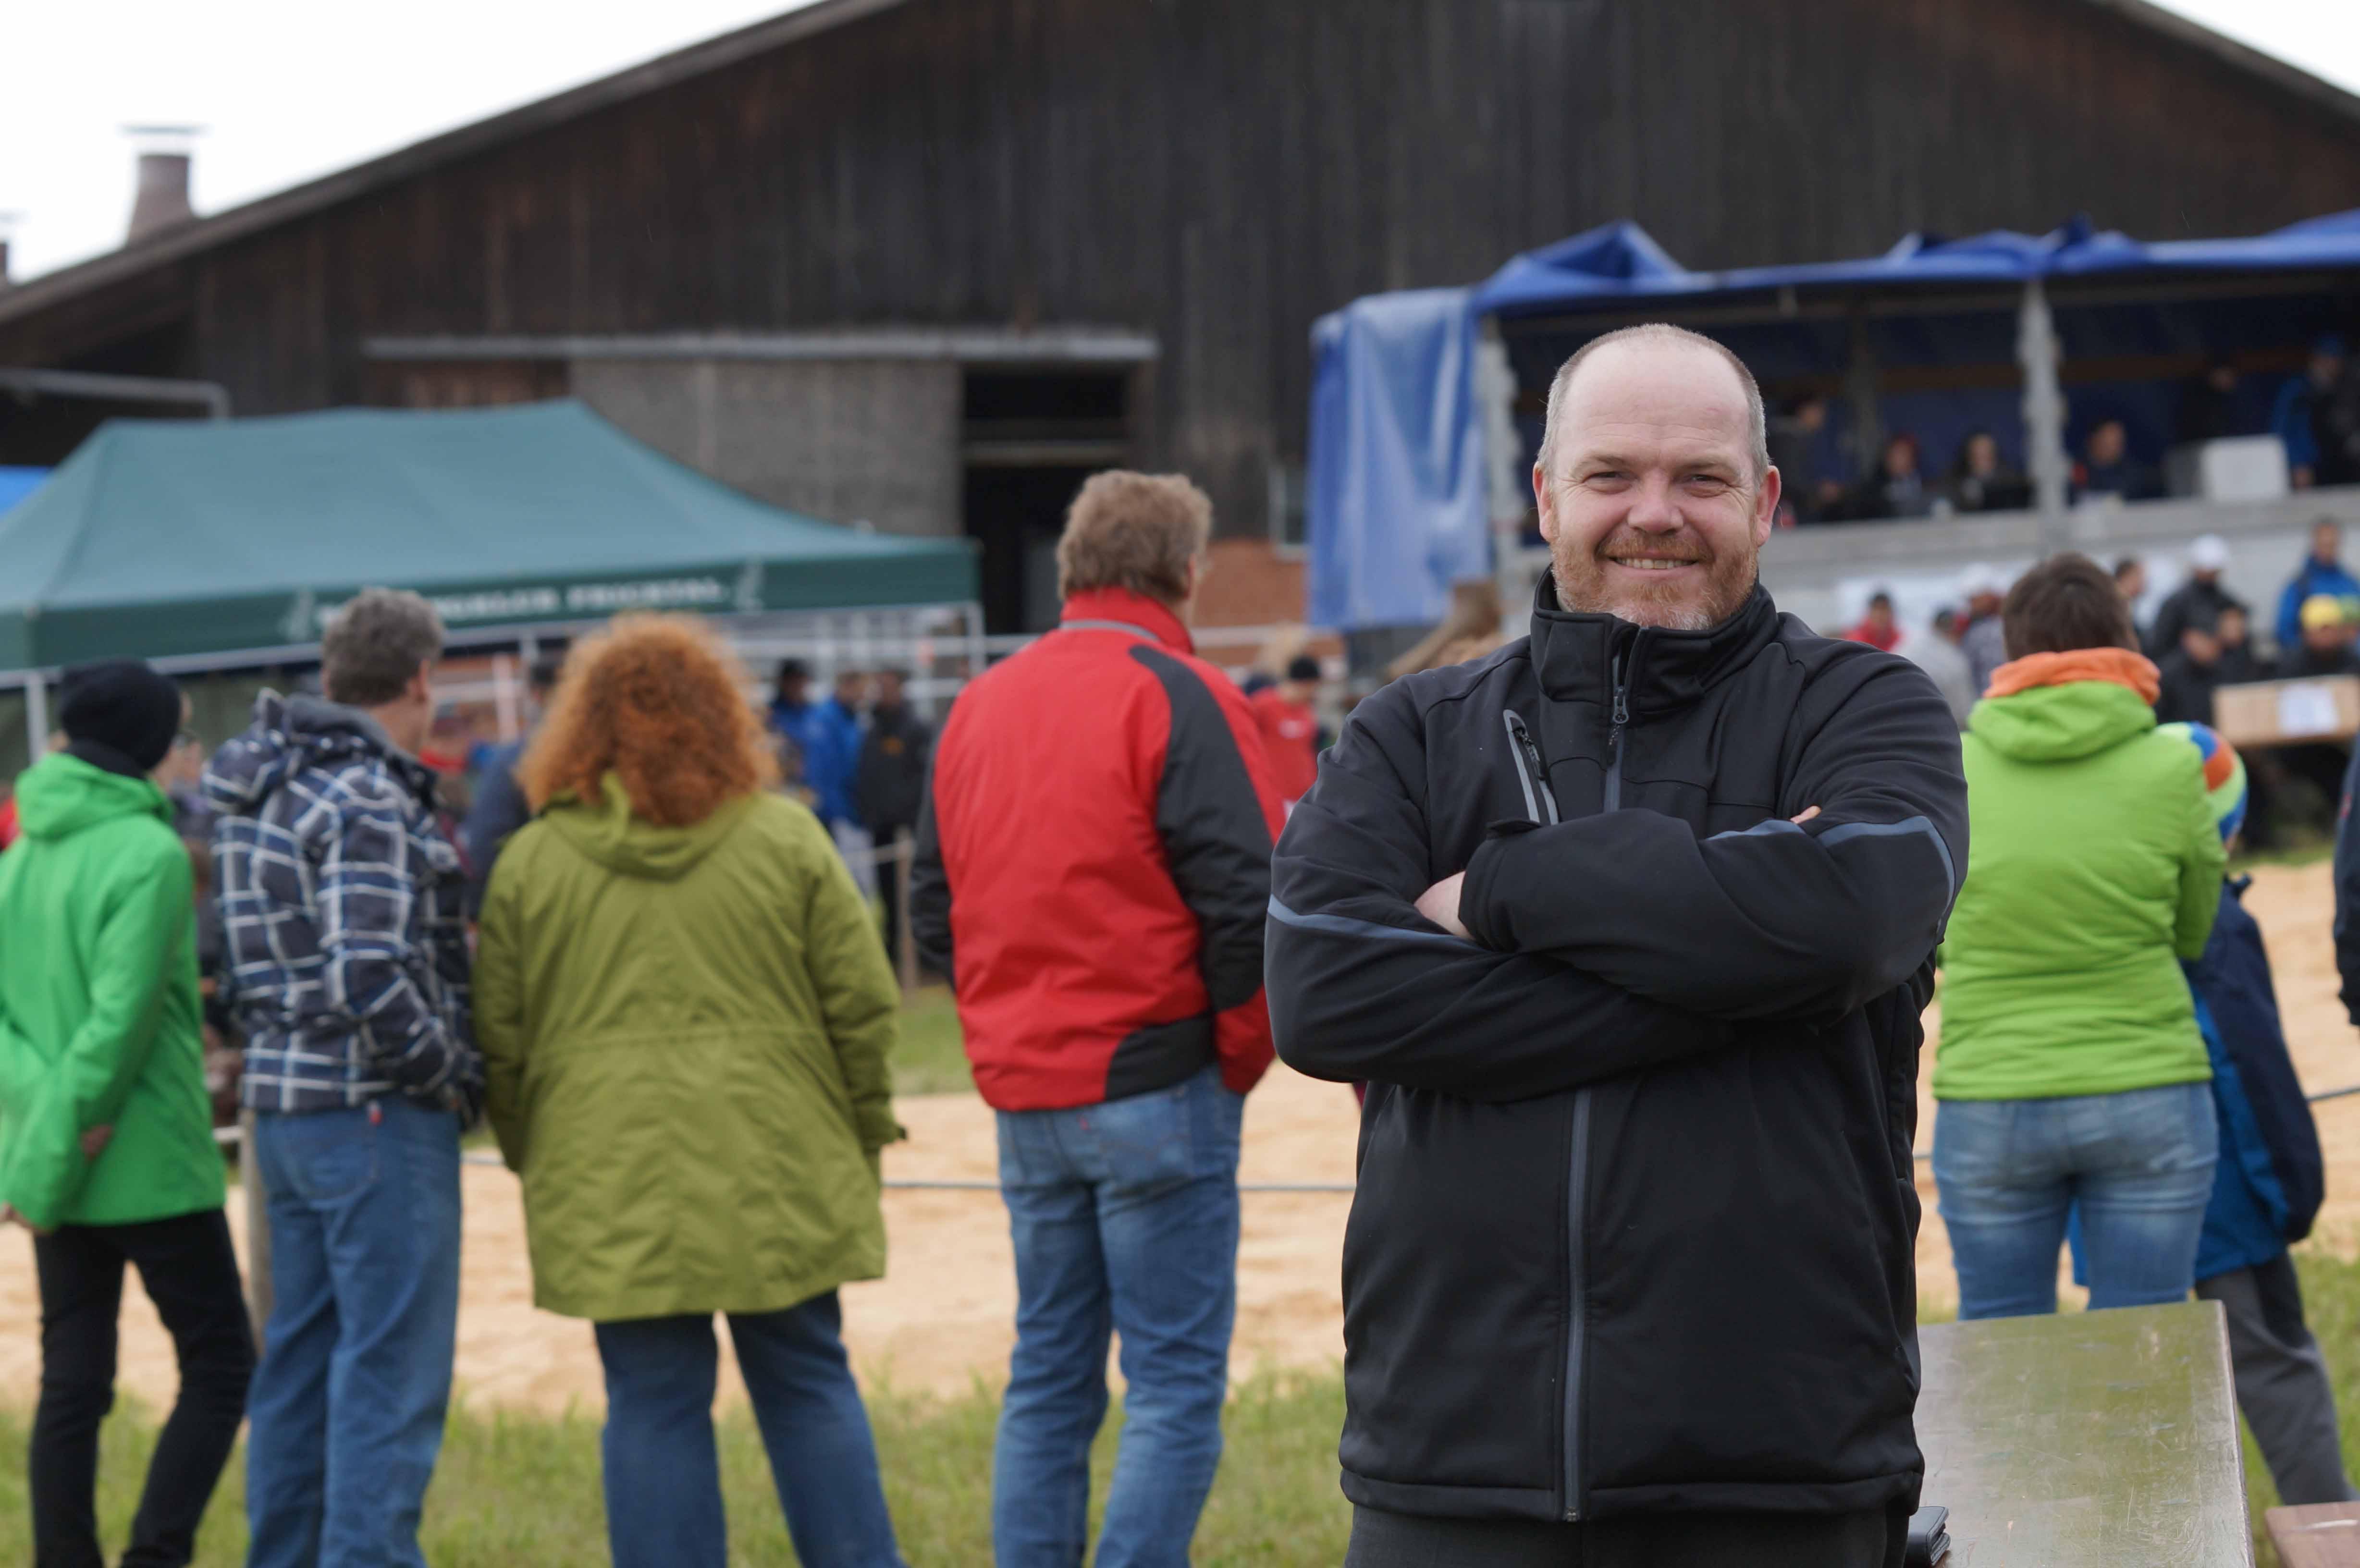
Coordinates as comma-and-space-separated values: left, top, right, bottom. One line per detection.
1960, 563, 2004, 598
2189, 534, 2230, 571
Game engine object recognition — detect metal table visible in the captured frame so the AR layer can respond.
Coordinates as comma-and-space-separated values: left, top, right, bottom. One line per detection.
1916, 1300, 2253, 1566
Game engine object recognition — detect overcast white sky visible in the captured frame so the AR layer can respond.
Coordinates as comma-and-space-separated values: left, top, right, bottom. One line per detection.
1, 0, 2356, 283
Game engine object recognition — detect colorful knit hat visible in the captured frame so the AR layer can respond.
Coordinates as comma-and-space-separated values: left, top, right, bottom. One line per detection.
2158, 721, 2247, 845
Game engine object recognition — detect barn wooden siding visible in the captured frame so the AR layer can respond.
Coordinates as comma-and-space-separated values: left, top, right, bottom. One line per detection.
4, 0, 2359, 534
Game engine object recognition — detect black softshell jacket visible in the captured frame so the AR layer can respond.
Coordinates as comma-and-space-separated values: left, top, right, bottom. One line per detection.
1267, 583, 1967, 1524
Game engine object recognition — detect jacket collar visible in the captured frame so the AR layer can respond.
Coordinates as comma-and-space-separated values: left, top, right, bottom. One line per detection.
1059, 588, 1195, 655
283, 694, 440, 802
1526, 577, 1780, 714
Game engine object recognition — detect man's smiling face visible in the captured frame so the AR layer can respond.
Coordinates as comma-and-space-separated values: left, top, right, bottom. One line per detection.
1533, 337, 1779, 632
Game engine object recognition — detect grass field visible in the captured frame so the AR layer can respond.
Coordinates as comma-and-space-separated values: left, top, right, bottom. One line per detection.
18, 1254, 2360, 1565
0, 1369, 1352, 1566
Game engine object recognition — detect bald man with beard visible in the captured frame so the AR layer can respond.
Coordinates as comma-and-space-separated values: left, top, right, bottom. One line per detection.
1268, 324, 1968, 1568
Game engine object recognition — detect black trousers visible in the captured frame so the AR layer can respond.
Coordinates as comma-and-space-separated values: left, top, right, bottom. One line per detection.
31, 1208, 255, 1568
876, 824, 910, 971
1343, 1502, 1908, 1568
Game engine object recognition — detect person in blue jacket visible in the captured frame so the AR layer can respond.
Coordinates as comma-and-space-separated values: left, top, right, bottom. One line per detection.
2275, 519, 2360, 655
2164, 723, 2355, 1505
803, 669, 869, 833
767, 661, 867, 831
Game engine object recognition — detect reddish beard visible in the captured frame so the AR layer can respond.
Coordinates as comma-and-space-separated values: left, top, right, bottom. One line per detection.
1551, 527, 1758, 632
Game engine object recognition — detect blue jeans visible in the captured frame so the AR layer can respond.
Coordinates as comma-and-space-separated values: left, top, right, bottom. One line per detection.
1933, 1082, 2217, 1321
593, 1294, 904, 1568
992, 1063, 1245, 1568
245, 1098, 462, 1568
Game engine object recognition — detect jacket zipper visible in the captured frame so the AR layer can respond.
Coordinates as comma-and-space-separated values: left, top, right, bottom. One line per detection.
1562, 632, 1641, 1520
1603, 636, 1643, 813
1501, 703, 1587, 1519
1502, 711, 1560, 824
1563, 1090, 1592, 1522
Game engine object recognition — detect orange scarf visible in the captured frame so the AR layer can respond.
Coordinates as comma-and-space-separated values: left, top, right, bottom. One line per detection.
1984, 646, 2160, 704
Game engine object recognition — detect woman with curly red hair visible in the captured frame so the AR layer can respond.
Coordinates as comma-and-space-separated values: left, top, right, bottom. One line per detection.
473, 613, 907, 1568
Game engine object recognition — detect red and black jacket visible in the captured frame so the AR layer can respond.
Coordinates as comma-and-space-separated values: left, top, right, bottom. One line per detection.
910, 588, 1285, 1112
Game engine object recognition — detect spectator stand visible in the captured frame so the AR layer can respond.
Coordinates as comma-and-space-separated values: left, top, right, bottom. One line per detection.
1309, 211, 2360, 661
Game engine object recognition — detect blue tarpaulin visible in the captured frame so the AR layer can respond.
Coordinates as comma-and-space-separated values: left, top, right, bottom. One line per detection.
0, 466, 47, 519
1305, 288, 1489, 630
1471, 213, 2360, 316
1306, 210, 2360, 629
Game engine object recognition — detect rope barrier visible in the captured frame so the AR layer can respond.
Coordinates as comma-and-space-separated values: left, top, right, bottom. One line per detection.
219, 1081, 2360, 1182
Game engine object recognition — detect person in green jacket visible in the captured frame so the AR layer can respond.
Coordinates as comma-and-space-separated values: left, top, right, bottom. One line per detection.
474, 614, 907, 1568
0, 660, 253, 1568
1934, 553, 2225, 1320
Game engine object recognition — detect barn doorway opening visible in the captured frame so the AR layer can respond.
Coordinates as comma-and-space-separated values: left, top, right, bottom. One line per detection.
962, 369, 1133, 635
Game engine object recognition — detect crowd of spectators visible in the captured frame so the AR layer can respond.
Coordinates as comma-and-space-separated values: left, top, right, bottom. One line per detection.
1781, 336, 2360, 527
1851, 519, 2360, 846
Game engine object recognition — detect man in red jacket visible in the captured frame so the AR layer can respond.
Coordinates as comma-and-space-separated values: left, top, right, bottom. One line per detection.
912, 470, 1284, 1568
1250, 654, 1325, 808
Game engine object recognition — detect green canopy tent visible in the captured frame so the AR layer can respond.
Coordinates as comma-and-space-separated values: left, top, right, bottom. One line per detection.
0, 400, 979, 754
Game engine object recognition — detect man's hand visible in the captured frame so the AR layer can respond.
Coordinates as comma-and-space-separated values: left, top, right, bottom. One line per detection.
1416, 873, 1471, 939
0, 1204, 53, 1237
81, 1125, 112, 1161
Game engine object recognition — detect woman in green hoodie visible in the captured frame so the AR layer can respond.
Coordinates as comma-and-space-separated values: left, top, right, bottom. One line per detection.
475, 615, 906, 1568
0, 661, 253, 1568
1934, 555, 2225, 1320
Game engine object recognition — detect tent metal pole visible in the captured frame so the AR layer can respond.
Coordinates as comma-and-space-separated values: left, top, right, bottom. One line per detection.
1475, 318, 1528, 615
2017, 279, 2071, 553
241, 1110, 271, 1336
24, 669, 47, 757
1842, 303, 1884, 480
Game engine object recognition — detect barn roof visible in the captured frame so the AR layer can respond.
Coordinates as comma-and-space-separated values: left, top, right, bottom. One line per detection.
0, 0, 914, 328
1, 0, 2356, 331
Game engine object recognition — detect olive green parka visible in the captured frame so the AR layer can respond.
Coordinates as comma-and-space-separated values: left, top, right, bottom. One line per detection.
475, 776, 902, 1322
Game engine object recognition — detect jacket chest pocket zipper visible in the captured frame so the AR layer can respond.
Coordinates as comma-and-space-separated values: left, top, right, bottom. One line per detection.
1502, 711, 1560, 825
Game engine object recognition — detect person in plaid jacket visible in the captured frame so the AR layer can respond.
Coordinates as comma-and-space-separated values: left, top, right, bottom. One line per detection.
203, 588, 479, 1568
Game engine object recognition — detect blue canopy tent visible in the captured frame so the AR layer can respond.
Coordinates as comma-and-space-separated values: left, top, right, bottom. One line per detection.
1307, 212, 2360, 632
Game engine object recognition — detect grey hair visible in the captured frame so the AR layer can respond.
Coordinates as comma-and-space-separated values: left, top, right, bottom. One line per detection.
1536, 322, 1771, 483
320, 588, 445, 707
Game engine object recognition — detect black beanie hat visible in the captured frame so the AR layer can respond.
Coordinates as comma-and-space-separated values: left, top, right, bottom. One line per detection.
59, 660, 183, 777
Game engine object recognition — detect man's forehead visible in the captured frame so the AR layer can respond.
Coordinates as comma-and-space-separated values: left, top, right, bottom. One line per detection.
1559, 340, 1751, 448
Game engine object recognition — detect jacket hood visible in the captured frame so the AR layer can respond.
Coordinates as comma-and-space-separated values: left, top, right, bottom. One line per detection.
541, 772, 757, 881
202, 691, 434, 816
12, 751, 170, 840
1970, 676, 2158, 762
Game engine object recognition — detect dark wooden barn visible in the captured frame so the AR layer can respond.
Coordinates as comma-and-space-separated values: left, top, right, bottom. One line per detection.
3, 0, 2358, 631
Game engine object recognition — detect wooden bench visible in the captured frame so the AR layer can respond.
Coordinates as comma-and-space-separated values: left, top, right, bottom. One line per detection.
1916, 1300, 2253, 1565
2269, 1503, 2360, 1567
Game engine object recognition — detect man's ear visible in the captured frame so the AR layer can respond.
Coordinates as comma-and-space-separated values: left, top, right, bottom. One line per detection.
1533, 464, 1560, 548
1752, 465, 1783, 550
408, 663, 436, 706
